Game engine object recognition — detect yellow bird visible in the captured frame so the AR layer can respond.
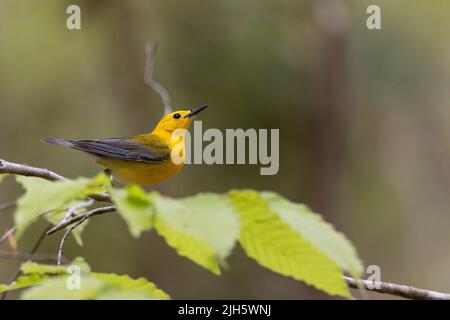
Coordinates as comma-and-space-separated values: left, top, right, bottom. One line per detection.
44, 105, 207, 185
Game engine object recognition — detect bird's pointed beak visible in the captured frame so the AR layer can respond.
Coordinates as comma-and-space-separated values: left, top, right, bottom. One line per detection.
184, 105, 208, 118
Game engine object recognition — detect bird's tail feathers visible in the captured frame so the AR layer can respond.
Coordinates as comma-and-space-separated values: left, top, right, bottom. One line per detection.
42, 137, 75, 148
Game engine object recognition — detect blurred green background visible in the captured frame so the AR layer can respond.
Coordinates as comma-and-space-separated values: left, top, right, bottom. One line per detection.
1, 0, 450, 299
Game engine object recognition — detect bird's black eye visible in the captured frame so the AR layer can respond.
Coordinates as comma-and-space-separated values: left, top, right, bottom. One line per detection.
173, 113, 181, 119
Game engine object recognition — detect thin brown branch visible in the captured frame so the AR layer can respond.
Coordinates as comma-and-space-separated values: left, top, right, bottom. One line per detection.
144, 41, 173, 115
0, 250, 70, 264
0, 159, 111, 202
56, 206, 111, 266
0, 159, 66, 181
0, 201, 17, 211
47, 206, 116, 236
88, 192, 111, 203
0, 227, 15, 246
0, 159, 116, 234
344, 276, 450, 300
54, 199, 94, 230
1, 224, 52, 300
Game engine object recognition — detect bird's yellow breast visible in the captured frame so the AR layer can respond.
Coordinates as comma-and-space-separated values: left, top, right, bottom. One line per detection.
96, 157, 184, 185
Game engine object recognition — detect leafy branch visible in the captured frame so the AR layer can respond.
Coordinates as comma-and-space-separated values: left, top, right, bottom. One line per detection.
1, 159, 449, 299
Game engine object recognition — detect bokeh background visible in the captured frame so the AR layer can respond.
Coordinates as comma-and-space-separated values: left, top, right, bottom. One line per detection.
1, 0, 450, 299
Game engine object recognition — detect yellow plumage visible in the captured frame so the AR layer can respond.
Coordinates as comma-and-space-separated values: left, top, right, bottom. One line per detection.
44, 106, 207, 185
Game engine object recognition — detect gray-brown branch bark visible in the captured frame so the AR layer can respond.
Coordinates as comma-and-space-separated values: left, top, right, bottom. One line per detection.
0, 159, 111, 202
0, 250, 70, 264
344, 276, 450, 300
47, 206, 116, 235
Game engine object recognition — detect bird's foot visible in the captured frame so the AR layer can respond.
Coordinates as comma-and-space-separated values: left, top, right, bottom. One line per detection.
104, 169, 121, 188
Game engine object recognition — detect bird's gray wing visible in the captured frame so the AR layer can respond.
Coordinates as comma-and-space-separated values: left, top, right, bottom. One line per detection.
44, 137, 170, 163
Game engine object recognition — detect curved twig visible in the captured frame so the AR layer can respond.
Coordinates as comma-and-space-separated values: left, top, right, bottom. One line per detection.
47, 206, 116, 236
144, 41, 173, 115
56, 207, 114, 265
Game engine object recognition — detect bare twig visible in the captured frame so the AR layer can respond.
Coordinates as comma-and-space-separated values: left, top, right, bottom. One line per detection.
0, 227, 15, 246
86, 192, 110, 203
0, 159, 66, 181
52, 199, 95, 232
0, 250, 69, 264
144, 41, 173, 115
56, 207, 111, 266
0, 159, 116, 233
1, 224, 52, 300
0, 201, 17, 211
344, 276, 450, 300
0, 159, 111, 202
47, 206, 116, 236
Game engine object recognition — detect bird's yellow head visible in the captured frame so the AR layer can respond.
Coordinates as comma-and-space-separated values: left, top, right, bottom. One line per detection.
152, 105, 207, 136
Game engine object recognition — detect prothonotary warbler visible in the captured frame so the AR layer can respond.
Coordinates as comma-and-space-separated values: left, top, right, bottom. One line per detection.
44, 105, 207, 185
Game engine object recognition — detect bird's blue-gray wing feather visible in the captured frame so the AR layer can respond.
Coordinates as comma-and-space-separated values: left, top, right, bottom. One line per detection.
44, 137, 169, 163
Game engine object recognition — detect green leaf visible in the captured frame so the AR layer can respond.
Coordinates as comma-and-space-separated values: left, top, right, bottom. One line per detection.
21, 262, 67, 275
71, 222, 88, 246
230, 190, 350, 298
261, 192, 363, 278
92, 273, 170, 300
153, 193, 240, 275
0, 257, 90, 294
14, 173, 109, 239
0, 274, 48, 293
0, 174, 8, 185
110, 185, 154, 238
21, 276, 103, 300
21, 273, 169, 300
0, 258, 169, 300
21, 257, 90, 275
155, 217, 220, 274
